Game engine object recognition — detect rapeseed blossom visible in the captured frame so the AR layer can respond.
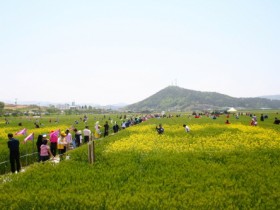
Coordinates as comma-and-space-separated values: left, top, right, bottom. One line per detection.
105, 124, 280, 154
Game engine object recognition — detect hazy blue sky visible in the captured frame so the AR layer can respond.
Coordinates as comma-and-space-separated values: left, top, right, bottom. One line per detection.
0, 0, 279, 105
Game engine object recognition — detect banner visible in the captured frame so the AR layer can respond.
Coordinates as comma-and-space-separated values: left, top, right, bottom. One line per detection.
15, 128, 27, 135
24, 133, 34, 143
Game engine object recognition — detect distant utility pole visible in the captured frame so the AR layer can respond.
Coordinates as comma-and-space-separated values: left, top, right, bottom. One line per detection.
15, 98, 17, 106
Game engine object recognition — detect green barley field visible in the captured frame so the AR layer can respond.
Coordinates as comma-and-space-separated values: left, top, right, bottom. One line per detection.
0, 111, 280, 209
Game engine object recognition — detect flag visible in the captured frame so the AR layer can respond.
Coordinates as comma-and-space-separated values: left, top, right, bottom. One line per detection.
50, 129, 60, 139
24, 133, 34, 143
15, 128, 27, 135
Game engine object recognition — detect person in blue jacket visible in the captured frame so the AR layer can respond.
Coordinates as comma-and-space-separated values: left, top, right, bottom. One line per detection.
7, 133, 21, 173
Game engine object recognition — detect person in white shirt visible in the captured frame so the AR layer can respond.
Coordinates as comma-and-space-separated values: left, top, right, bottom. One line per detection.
65, 129, 72, 150
122, 121, 126, 129
83, 126, 91, 143
183, 124, 190, 132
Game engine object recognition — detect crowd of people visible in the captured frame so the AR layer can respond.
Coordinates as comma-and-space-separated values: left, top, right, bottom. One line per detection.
32, 117, 148, 164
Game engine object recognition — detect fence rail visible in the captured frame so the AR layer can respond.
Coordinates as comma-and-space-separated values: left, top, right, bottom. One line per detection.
0, 152, 38, 175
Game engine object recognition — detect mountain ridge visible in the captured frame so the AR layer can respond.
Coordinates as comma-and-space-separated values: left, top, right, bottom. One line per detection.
124, 86, 280, 112
258, 95, 280, 100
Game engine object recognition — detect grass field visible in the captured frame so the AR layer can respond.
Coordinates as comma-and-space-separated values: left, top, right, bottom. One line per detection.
0, 112, 280, 209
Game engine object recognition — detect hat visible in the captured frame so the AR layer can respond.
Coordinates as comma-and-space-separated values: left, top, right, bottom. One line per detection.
60, 131, 66, 137
42, 134, 47, 138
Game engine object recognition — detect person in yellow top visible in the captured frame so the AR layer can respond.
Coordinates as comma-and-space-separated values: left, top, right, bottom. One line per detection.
57, 131, 67, 155
94, 122, 101, 139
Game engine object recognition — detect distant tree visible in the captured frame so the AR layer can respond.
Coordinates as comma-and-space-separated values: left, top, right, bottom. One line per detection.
29, 104, 40, 109
12, 111, 23, 116
46, 107, 60, 114
0, 101, 4, 113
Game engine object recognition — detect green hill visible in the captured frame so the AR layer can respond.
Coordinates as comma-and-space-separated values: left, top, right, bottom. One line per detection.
125, 86, 280, 112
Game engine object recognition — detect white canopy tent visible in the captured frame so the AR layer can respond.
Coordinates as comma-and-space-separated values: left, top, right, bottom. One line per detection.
227, 107, 237, 113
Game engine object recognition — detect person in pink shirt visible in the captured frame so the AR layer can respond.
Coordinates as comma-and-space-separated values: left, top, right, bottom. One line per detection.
40, 139, 53, 162
50, 130, 58, 157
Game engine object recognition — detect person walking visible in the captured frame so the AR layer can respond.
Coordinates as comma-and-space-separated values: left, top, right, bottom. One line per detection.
94, 122, 101, 139
73, 129, 82, 147
71, 130, 76, 149
121, 121, 126, 129
260, 114, 264, 121
65, 129, 72, 150
104, 121, 109, 137
57, 131, 67, 156
83, 126, 91, 143
7, 133, 21, 173
50, 130, 58, 157
40, 139, 54, 162
36, 134, 43, 162
113, 122, 119, 133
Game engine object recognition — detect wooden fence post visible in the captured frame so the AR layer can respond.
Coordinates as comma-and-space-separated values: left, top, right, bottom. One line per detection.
88, 141, 95, 164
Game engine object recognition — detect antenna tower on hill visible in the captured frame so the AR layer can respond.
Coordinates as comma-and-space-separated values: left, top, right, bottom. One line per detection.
171, 79, 178, 86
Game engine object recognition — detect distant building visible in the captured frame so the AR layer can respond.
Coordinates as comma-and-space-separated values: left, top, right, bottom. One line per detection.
56, 104, 70, 110
69, 105, 77, 110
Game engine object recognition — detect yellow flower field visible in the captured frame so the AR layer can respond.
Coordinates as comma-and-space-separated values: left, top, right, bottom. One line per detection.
105, 124, 280, 154
1, 114, 280, 209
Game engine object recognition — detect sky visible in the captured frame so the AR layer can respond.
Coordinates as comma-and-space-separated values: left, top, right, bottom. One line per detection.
0, 0, 279, 105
